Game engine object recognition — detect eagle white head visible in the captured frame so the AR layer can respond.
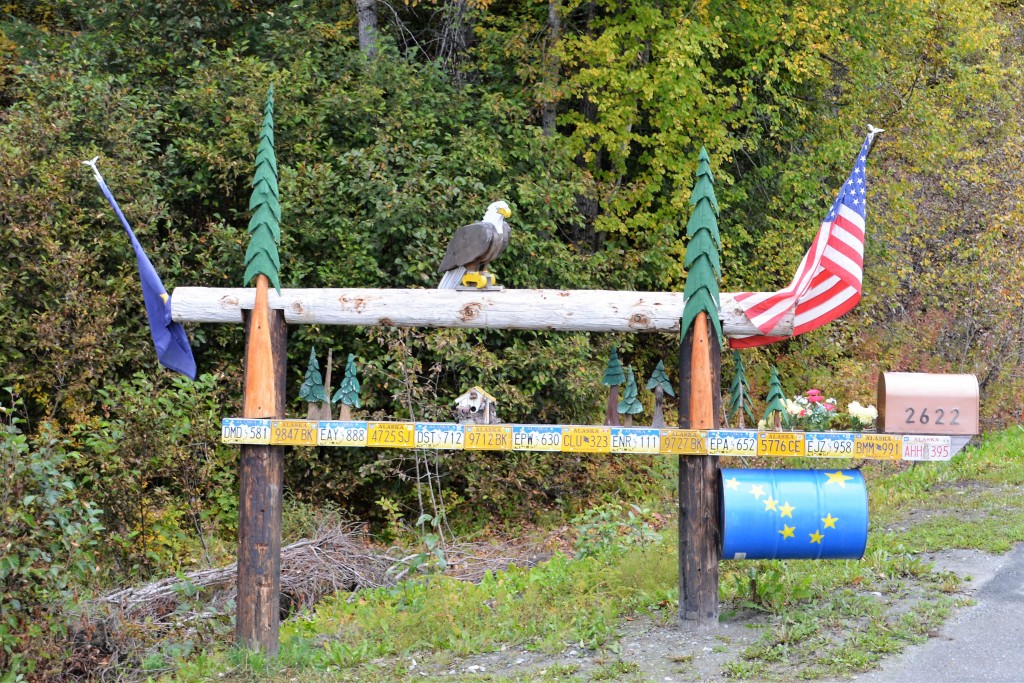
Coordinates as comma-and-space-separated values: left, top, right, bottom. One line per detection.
483, 201, 512, 233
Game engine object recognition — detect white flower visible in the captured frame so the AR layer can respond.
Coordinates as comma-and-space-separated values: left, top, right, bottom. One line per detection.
785, 399, 804, 415
847, 401, 878, 422
757, 419, 767, 430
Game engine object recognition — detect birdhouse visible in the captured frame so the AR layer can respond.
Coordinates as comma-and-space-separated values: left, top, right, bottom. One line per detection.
454, 386, 500, 425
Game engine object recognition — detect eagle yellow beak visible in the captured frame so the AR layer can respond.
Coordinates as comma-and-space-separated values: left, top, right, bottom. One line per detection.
498, 207, 512, 218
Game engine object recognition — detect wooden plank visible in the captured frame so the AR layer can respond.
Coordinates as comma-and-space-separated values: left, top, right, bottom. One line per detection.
170, 287, 794, 337
236, 292, 287, 656
678, 312, 721, 627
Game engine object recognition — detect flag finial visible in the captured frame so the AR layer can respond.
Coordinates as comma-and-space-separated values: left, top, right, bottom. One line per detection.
82, 155, 102, 184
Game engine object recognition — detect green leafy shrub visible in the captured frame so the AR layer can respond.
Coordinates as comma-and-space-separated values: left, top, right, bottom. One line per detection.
0, 393, 103, 676
70, 373, 237, 580
571, 502, 662, 559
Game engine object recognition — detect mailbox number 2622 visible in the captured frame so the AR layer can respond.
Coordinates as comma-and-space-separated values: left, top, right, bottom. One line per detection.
905, 407, 960, 426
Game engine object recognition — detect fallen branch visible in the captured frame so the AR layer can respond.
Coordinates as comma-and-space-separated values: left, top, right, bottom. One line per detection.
98, 524, 391, 616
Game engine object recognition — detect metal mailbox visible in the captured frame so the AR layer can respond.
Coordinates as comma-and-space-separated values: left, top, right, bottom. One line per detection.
877, 372, 979, 435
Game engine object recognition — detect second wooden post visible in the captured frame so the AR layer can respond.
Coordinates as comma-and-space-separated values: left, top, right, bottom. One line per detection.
677, 147, 724, 627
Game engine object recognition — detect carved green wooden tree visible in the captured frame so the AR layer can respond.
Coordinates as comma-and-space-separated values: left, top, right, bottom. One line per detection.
646, 360, 675, 428
299, 347, 329, 419
618, 366, 643, 426
680, 147, 723, 344
243, 84, 282, 293
332, 353, 362, 420
763, 365, 790, 430
728, 351, 755, 429
602, 346, 626, 426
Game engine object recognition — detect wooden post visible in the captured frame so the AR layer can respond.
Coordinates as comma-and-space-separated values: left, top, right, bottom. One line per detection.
237, 274, 288, 655
678, 311, 722, 626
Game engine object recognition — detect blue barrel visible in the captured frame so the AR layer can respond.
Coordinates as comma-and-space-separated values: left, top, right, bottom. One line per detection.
720, 468, 868, 560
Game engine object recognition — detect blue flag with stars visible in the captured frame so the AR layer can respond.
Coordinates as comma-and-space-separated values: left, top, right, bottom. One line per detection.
84, 158, 197, 380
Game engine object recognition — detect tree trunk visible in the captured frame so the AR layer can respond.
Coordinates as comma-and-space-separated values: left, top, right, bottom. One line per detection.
605, 385, 620, 426
541, 0, 561, 136
319, 349, 334, 421
651, 386, 665, 428
440, 0, 475, 83
354, 0, 379, 61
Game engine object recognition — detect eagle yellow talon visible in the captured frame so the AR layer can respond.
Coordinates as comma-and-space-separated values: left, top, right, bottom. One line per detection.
461, 272, 488, 289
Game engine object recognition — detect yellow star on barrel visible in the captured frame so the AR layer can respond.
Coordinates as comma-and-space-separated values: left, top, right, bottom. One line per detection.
825, 470, 854, 487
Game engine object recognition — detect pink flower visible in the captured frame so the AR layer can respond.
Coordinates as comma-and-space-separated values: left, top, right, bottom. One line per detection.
824, 403, 836, 412
805, 389, 823, 403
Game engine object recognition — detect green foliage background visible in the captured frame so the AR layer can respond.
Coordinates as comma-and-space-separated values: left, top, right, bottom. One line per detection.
1, 0, 1023, 667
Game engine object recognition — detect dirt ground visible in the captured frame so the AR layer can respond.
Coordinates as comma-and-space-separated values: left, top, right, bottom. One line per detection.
403, 545, 1007, 682
410, 610, 766, 681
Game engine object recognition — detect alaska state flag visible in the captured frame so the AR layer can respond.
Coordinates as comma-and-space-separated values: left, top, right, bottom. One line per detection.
85, 158, 197, 379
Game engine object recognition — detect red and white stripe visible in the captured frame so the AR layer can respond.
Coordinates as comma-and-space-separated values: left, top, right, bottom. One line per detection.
730, 203, 865, 348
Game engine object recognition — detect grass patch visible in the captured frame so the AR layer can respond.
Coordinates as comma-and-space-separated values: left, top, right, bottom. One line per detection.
286, 544, 676, 660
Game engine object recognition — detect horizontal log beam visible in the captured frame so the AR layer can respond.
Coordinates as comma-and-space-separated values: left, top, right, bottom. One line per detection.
170, 287, 792, 337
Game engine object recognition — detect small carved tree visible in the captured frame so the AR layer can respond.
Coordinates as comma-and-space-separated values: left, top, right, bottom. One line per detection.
333, 353, 362, 420
602, 346, 626, 426
646, 360, 675, 428
762, 366, 790, 430
618, 366, 643, 426
299, 347, 330, 420
728, 351, 755, 429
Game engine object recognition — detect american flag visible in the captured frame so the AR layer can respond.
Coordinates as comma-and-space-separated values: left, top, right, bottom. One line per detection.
730, 132, 877, 349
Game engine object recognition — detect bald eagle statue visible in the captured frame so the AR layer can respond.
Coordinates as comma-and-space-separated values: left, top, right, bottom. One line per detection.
437, 201, 512, 289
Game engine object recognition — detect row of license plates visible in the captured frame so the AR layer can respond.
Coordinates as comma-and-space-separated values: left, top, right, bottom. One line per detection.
222, 419, 953, 460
